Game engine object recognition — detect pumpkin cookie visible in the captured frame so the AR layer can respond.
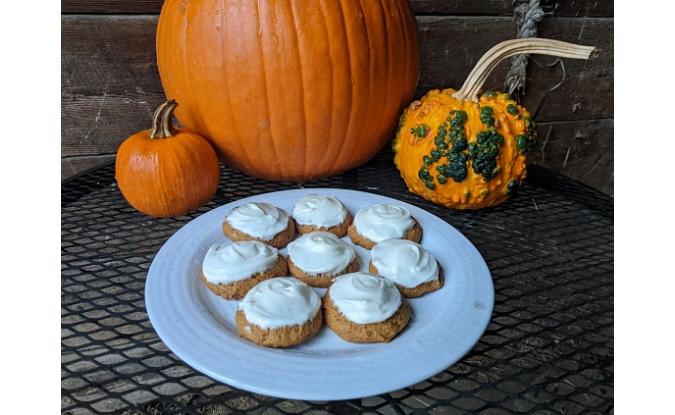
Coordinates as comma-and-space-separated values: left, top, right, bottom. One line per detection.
200, 241, 288, 300
287, 231, 359, 288
292, 195, 352, 237
323, 272, 410, 343
223, 202, 295, 248
368, 239, 443, 297
348, 204, 421, 249
236, 277, 323, 348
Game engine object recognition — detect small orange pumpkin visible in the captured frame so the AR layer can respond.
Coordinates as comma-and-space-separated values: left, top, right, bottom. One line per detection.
115, 100, 220, 217
393, 39, 598, 209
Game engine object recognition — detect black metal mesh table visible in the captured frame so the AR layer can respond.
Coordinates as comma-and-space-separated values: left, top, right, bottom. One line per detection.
62, 150, 613, 415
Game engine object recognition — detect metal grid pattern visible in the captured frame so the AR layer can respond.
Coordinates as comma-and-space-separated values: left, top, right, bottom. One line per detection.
62, 151, 613, 415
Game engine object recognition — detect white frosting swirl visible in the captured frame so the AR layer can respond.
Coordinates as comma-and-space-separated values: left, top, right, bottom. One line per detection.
353, 204, 414, 243
238, 277, 321, 329
328, 272, 402, 324
225, 202, 289, 240
287, 232, 356, 275
371, 239, 439, 288
202, 241, 279, 284
292, 195, 348, 227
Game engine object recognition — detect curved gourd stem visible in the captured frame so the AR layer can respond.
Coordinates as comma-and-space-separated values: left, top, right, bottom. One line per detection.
150, 99, 178, 139
452, 38, 599, 102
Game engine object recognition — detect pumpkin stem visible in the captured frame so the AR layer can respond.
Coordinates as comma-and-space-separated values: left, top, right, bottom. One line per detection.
452, 38, 599, 102
150, 99, 178, 139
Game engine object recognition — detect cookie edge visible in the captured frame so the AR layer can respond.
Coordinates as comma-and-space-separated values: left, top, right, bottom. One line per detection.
322, 293, 411, 343
200, 255, 288, 300
348, 219, 422, 249
368, 261, 444, 298
235, 307, 324, 348
288, 256, 360, 288
223, 216, 296, 248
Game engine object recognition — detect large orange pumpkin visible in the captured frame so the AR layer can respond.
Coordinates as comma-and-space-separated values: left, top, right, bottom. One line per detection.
156, 0, 419, 181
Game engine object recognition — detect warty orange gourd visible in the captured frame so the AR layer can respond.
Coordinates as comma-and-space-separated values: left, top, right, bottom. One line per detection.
393, 38, 598, 209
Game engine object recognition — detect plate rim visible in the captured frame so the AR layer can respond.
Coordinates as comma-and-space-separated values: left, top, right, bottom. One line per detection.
145, 188, 494, 400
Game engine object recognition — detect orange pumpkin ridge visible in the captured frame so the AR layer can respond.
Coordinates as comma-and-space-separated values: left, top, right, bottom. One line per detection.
156, 0, 419, 181
115, 100, 220, 218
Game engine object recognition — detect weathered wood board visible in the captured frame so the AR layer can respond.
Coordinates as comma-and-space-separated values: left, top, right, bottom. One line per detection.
61, 2, 613, 193
61, 0, 614, 17
530, 119, 613, 192
62, 155, 117, 180
61, 15, 613, 124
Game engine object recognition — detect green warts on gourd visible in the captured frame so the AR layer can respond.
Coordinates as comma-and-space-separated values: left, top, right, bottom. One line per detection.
506, 104, 519, 116
410, 124, 430, 138
513, 116, 538, 155
524, 116, 538, 151
418, 110, 472, 190
417, 104, 513, 189
516, 135, 529, 154
470, 106, 504, 182
479, 106, 495, 127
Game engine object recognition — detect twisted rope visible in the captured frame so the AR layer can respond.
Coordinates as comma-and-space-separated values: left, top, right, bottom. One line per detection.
504, 0, 545, 95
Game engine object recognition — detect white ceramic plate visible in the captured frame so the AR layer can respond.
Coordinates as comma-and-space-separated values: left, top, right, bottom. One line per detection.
145, 188, 493, 400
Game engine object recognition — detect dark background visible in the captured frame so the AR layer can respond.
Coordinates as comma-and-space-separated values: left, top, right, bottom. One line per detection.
61, 0, 613, 193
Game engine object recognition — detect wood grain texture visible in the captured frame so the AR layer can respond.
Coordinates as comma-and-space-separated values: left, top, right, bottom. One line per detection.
61, 12, 613, 192
61, 154, 116, 180
415, 16, 613, 122
62, 15, 613, 152
62, 92, 164, 157
61, 0, 613, 17
61, 15, 613, 118
61, 15, 160, 97
410, 0, 612, 16
531, 119, 613, 193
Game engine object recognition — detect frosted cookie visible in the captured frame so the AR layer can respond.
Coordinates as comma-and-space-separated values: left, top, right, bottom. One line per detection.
347, 204, 421, 249
369, 239, 443, 297
223, 202, 295, 248
200, 241, 288, 300
236, 277, 323, 348
292, 195, 352, 237
323, 272, 410, 343
287, 231, 359, 288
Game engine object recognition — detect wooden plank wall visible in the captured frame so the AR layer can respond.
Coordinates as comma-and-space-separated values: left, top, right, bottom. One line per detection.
62, 0, 613, 193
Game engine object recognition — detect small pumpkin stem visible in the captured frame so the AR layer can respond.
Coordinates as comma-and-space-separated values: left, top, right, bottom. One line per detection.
150, 99, 178, 139
452, 38, 599, 102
